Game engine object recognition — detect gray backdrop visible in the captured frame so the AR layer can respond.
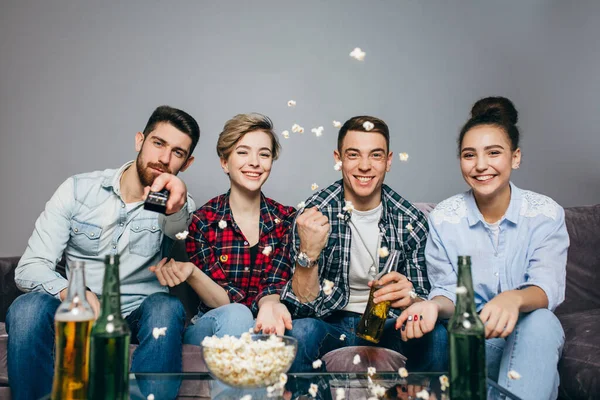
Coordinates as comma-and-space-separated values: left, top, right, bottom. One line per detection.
1, 1, 599, 257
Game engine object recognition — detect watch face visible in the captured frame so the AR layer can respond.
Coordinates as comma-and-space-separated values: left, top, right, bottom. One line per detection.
297, 252, 309, 267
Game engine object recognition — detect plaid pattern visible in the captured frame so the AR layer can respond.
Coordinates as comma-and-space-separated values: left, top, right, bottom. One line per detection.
280, 180, 430, 318
186, 191, 295, 315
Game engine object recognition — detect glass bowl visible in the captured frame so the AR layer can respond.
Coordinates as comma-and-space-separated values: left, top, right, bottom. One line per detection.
201, 333, 298, 388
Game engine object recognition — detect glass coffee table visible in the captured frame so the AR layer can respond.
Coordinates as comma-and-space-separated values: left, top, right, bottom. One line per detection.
129, 372, 522, 400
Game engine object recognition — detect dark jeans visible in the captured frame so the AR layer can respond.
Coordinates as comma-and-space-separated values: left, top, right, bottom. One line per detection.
6, 291, 186, 400
286, 311, 448, 373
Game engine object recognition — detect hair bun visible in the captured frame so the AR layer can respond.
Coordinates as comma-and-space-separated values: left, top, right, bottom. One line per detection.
470, 96, 518, 125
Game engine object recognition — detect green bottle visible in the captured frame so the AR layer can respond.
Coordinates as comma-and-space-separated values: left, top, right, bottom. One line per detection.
449, 256, 487, 400
88, 255, 130, 400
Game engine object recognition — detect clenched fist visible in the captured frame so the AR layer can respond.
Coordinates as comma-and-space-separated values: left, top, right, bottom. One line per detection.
296, 207, 330, 260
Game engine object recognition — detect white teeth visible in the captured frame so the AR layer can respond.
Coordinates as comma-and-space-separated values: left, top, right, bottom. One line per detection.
244, 172, 260, 177
356, 176, 373, 183
475, 175, 494, 181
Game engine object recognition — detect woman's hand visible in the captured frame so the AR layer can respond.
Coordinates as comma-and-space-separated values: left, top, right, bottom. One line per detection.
479, 291, 520, 339
395, 300, 440, 341
255, 302, 293, 335
149, 258, 195, 287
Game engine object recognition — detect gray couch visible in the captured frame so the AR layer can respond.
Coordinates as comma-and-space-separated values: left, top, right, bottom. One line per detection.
1, 203, 599, 399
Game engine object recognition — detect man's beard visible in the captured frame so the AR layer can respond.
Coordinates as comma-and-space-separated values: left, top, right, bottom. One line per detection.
136, 155, 172, 187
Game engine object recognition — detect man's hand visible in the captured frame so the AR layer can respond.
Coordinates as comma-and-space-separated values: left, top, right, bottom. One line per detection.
59, 288, 101, 319
371, 272, 416, 309
143, 173, 188, 215
295, 207, 329, 261
254, 302, 293, 336
479, 291, 520, 339
149, 258, 195, 287
395, 301, 439, 341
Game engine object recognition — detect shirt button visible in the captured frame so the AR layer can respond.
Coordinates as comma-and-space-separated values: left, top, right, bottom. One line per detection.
152, 226, 156, 231
120, 222, 124, 227
113, 245, 117, 249
244, 267, 249, 271
90, 233, 95, 237
136, 226, 140, 230
122, 204, 125, 208
494, 272, 499, 277
48, 286, 53, 290
244, 241, 249, 245
74, 228, 79, 232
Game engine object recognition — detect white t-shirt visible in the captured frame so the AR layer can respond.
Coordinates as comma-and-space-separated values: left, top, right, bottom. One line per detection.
343, 203, 383, 314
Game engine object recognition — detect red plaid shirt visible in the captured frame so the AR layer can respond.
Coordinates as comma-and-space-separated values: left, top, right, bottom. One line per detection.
186, 192, 295, 315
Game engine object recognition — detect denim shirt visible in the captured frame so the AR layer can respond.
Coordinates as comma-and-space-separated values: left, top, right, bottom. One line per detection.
426, 183, 569, 312
15, 161, 195, 316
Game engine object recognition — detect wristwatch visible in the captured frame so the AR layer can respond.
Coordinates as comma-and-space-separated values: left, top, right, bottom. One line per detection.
296, 251, 318, 268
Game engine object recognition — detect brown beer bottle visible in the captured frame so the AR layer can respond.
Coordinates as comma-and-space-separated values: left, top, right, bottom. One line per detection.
51, 261, 95, 400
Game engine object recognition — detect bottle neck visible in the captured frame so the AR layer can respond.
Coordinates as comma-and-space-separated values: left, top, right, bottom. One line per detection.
100, 260, 122, 317
455, 259, 478, 315
66, 263, 87, 302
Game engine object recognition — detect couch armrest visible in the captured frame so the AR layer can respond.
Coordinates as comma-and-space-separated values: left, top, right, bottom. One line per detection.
0, 257, 23, 322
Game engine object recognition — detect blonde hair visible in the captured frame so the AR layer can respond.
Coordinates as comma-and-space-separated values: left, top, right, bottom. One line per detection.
216, 113, 281, 160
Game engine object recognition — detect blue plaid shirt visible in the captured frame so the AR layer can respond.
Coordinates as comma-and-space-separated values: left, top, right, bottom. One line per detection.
280, 180, 430, 318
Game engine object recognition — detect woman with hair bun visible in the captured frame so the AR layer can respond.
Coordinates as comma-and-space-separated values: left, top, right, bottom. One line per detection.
396, 97, 568, 399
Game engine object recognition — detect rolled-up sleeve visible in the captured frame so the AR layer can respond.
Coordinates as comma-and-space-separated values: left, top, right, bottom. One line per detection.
516, 207, 569, 311
425, 218, 458, 304
16, 178, 74, 297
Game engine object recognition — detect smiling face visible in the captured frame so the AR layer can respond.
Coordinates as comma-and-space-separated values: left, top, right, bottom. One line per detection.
460, 124, 521, 203
220, 130, 274, 194
135, 122, 194, 187
334, 130, 392, 211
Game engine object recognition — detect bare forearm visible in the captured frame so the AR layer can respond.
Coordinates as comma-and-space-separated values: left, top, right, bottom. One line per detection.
291, 264, 321, 303
510, 286, 549, 313
431, 296, 456, 319
258, 294, 281, 308
187, 266, 230, 308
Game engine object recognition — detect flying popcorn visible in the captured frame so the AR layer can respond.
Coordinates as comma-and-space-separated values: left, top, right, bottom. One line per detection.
399, 152, 409, 162
262, 246, 272, 256
367, 367, 376, 376
287, 100, 296, 107
279, 373, 288, 384
439, 375, 449, 391
342, 200, 354, 213
311, 126, 324, 137
507, 370, 522, 380
336, 388, 346, 400
409, 290, 418, 299
322, 279, 334, 295
334, 161, 342, 171
175, 230, 189, 240
312, 359, 322, 369
462, 320, 472, 329
405, 223, 414, 232
339, 334, 346, 341
398, 367, 408, 378
416, 389, 430, 400
353, 354, 361, 365
456, 286, 467, 295
152, 327, 167, 339
309, 383, 319, 397
218, 220, 227, 229
297, 201, 306, 209
292, 124, 303, 133
106, 323, 114, 333
240, 395, 252, 400
147, 395, 155, 400
349, 47, 366, 61
371, 384, 385, 397
274, 218, 281, 224
378, 247, 389, 258
311, 183, 319, 191
463, 312, 469, 318
282, 130, 290, 139
363, 121, 374, 131
333, 120, 342, 128
298, 126, 304, 134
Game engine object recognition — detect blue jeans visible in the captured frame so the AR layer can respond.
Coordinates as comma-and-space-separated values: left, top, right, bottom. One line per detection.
6, 291, 186, 400
286, 311, 448, 373
183, 303, 255, 345
486, 309, 564, 400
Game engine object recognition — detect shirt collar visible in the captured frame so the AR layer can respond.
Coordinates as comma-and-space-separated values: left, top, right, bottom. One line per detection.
211, 191, 284, 234
466, 181, 520, 227
101, 160, 134, 196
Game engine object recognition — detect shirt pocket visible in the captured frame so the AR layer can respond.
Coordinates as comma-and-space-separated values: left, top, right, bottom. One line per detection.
129, 218, 162, 257
70, 219, 103, 256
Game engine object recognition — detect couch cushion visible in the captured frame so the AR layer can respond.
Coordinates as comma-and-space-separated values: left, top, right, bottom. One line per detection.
0, 258, 23, 323
556, 205, 600, 315
557, 308, 600, 399
322, 346, 406, 372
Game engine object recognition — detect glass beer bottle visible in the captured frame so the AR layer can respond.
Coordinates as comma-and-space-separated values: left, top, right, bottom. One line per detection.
51, 261, 95, 400
88, 255, 130, 400
356, 251, 399, 343
449, 256, 486, 400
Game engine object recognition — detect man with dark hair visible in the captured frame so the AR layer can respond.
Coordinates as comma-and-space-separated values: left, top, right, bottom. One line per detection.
282, 115, 448, 372
6, 105, 200, 400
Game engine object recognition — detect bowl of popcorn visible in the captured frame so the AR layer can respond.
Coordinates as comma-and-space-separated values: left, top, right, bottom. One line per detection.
201, 332, 298, 388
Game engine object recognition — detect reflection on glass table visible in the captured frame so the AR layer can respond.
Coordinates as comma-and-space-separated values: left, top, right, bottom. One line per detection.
126, 372, 522, 400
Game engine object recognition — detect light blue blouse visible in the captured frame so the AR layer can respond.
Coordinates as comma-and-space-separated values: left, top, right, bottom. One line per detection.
426, 183, 569, 312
